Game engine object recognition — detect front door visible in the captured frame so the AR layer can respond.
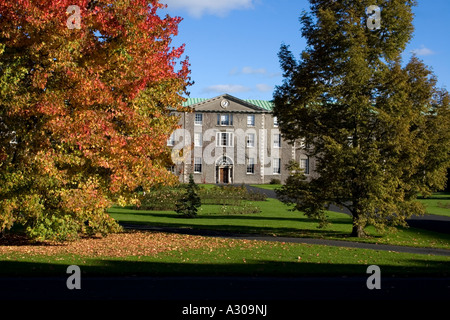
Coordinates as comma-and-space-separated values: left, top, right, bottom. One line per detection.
219, 167, 229, 184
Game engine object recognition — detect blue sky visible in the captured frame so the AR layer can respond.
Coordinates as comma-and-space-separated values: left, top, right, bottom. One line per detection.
161, 0, 450, 101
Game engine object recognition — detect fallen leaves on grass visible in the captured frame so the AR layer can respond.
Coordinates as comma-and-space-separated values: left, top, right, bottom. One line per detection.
0, 231, 246, 258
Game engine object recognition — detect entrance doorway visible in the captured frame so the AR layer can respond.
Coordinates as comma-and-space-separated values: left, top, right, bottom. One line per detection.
219, 167, 230, 184
216, 156, 233, 184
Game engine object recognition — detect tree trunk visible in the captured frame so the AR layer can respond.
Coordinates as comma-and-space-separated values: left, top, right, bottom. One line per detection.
351, 212, 367, 238
351, 223, 366, 238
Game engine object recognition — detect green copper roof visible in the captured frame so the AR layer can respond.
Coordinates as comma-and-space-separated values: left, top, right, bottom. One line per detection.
182, 98, 209, 106
183, 97, 274, 111
244, 99, 274, 111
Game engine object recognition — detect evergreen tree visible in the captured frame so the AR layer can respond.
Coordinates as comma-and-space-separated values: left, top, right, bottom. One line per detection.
176, 174, 201, 218
274, 0, 450, 237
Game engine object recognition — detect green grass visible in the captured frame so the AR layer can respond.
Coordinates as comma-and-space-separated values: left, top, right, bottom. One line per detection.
1, 238, 449, 277
417, 192, 450, 217
250, 184, 282, 190
252, 185, 450, 217
108, 197, 450, 250
1, 188, 448, 278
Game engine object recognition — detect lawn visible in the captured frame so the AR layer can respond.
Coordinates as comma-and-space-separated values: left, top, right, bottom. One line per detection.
1, 186, 449, 278
253, 185, 450, 217
108, 197, 450, 250
417, 192, 450, 217
1, 230, 449, 277
250, 184, 282, 191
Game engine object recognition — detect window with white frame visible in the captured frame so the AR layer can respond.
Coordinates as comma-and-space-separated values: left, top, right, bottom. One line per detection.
273, 116, 278, 127
247, 133, 255, 147
247, 114, 255, 126
216, 132, 233, 147
194, 132, 202, 147
167, 133, 175, 146
217, 113, 233, 126
194, 157, 202, 173
300, 157, 309, 174
273, 158, 281, 174
247, 158, 255, 174
273, 134, 281, 148
195, 113, 203, 125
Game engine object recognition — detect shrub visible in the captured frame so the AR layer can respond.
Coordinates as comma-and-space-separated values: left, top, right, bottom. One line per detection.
26, 215, 79, 242
175, 174, 201, 218
137, 183, 266, 216
245, 189, 267, 201
139, 187, 185, 210
270, 178, 281, 185
199, 185, 266, 204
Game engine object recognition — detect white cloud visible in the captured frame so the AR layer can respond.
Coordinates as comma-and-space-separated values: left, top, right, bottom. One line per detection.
411, 45, 435, 56
163, 0, 255, 18
202, 84, 251, 94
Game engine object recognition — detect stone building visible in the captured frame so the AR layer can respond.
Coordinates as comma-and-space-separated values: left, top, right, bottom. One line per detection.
167, 94, 314, 184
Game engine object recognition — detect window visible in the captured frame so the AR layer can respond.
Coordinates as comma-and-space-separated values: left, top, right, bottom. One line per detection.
273, 158, 281, 174
247, 114, 255, 126
194, 132, 202, 147
247, 158, 255, 174
247, 133, 255, 147
273, 116, 278, 127
300, 158, 309, 174
195, 113, 203, 125
273, 134, 281, 148
167, 133, 175, 146
194, 157, 202, 173
217, 113, 233, 126
216, 132, 233, 147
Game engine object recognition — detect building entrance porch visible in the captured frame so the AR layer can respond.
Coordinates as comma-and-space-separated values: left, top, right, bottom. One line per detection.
215, 156, 233, 184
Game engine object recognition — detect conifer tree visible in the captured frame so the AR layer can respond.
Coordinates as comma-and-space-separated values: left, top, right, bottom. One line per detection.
274, 0, 450, 237
176, 174, 201, 218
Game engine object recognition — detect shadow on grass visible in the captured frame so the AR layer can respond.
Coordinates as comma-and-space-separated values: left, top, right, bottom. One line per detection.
1, 257, 449, 278
116, 219, 355, 240
118, 210, 351, 224
1, 259, 449, 301
0, 234, 63, 247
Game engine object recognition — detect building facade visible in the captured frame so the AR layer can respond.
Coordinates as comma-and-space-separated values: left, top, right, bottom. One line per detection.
168, 94, 315, 184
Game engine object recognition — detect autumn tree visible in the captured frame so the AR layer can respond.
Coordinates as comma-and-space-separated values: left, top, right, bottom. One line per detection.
0, 0, 191, 241
274, 0, 450, 237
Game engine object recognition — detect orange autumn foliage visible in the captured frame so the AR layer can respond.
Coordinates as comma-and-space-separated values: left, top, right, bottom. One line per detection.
0, 0, 191, 240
